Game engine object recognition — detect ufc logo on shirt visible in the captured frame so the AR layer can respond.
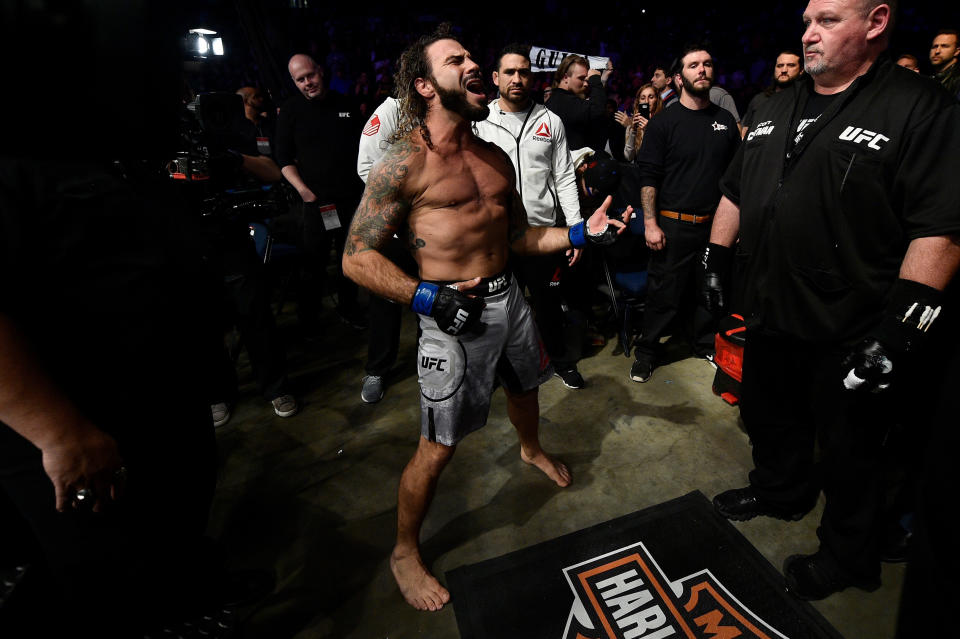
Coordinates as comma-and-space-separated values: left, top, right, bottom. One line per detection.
838, 126, 890, 150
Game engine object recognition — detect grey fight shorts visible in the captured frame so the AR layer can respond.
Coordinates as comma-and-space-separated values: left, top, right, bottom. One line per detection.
416, 275, 552, 446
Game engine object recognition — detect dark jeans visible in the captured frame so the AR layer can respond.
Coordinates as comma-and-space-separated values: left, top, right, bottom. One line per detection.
513, 252, 585, 369
740, 330, 892, 580
635, 217, 715, 361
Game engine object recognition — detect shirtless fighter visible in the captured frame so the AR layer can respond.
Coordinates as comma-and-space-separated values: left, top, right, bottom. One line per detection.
342, 25, 631, 612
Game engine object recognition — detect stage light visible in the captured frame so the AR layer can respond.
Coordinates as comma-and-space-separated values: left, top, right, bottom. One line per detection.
187, 28, 225, 58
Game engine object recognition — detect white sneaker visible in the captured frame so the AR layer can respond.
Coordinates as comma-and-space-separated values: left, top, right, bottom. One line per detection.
271, 394, 299, 418
211, 402, 231, 428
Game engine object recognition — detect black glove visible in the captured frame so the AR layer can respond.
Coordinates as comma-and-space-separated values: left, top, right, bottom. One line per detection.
568, 219, 619, 247
841, 279, 943, 392
411, 282, 486, 336
700, 242, 733, 314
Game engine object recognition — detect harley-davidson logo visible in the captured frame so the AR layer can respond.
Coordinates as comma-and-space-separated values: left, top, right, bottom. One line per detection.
562, 542, 786, 639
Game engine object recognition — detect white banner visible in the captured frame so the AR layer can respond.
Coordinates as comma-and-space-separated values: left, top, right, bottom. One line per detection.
530, 45, 610, 73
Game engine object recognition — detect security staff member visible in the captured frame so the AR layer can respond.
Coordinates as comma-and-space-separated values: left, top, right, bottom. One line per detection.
630, 43, 740, 383
276, 54, 365, 327
704, 0, 960, 602
475, 43, 587, 389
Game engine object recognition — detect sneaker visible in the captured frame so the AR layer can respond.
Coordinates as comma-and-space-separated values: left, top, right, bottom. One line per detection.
630, 358, 654, 383
211, 402, 231, 428
271, 394, 299, 418
361, 375, 385, 403
554, 366, 585, 389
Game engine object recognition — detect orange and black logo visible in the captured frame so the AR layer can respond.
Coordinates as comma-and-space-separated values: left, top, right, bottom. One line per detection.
562, 542, 785, 639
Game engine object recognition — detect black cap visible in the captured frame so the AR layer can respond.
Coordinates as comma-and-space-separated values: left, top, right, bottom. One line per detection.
582, 156, 621, 196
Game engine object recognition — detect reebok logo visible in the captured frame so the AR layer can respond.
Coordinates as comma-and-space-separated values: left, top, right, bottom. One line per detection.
746, 120, 775, 141
838, 126, 890, 150
534, 122, 551, 140
711, 121, 728, 132
363, 114, 381, 136
563, 541, 785, 639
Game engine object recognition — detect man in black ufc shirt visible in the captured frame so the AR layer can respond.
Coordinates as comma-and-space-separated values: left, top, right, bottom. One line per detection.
630, 44, 740, 383
705, 0, 960, 604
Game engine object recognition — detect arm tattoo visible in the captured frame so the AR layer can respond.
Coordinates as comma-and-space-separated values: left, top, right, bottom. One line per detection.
345, 139, 420, 257
508, 189, 531, 246
641, 186, 658, 222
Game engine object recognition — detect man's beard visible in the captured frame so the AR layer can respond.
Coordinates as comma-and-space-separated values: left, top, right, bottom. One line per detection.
500, 86, 531, 107
804, 49, 827, 75
681, 73, 711, 97
774, 74, 798, 89
435, 83, 490, 121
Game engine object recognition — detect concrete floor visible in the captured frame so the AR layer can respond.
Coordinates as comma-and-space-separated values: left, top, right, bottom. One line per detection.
209, 298, 905, 638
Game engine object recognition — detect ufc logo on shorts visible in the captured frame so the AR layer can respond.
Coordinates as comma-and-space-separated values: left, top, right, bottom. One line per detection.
421, 356, 447, 371
452, 308, 469, 330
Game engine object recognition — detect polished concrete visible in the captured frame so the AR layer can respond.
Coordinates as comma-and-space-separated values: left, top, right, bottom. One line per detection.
209, 298, 904, 638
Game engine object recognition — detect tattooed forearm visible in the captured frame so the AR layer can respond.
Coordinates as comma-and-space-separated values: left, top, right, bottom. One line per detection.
641, 186, 658, 222
345, 139, 419, 256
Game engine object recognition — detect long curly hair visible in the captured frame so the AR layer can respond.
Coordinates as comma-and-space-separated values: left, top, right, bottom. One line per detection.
391, 23, 456, 149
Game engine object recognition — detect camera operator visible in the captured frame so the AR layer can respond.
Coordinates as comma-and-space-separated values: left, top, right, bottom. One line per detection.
182, 91, 298, 425
0, 4, 240, 635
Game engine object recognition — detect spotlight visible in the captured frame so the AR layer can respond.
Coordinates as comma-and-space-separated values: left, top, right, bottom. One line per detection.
187, 28, 225, 58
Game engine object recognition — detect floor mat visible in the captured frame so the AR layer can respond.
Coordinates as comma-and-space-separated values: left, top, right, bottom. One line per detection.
447, 491, 842, 639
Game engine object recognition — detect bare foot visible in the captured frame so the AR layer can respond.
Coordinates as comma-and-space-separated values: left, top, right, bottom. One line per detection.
521, 448, 572, 487
390, 548, 451, 611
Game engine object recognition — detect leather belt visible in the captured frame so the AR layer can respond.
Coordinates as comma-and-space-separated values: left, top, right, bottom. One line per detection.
660, 210, 713, 224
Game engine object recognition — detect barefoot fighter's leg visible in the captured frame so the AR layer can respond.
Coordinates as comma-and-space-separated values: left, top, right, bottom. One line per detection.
504, 387, 572, 488
392, 436, 456, 611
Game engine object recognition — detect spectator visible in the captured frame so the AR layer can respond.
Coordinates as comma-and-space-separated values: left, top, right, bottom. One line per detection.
630, 43, 740, 383
651, 63, 679, 107
546, 54, 613, 151
740, 50, 803, 136
475, 43, 587, 389
709, 85, 740, 122
929, 28, 960, 99
622, 83, 663, 161
895, 53, 920, 72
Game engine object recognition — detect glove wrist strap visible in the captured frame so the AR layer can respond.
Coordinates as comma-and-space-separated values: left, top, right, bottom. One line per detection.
568, 221, 587, 248
411, 281, 439, 315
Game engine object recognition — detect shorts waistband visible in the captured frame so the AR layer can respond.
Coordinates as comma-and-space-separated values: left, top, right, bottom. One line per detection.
660, 209, 713, 224
430, 269, 512, 298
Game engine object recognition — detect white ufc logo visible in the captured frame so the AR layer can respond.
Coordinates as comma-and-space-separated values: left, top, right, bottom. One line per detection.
838, 126, 890, 150
452, 308, 469, 330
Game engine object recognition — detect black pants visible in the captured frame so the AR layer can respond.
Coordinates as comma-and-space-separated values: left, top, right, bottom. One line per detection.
271, 197, 360, 320
635, 217, 714, 361
364, 238, 418, 377
740, 330, 891, 580
208, 233, 288, 403
513, 252, 585, 369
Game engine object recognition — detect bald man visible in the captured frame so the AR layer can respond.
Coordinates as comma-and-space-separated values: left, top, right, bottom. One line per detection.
274, 54, 366, 327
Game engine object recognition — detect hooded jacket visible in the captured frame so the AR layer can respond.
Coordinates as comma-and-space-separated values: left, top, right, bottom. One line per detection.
474, 99, 582, 228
